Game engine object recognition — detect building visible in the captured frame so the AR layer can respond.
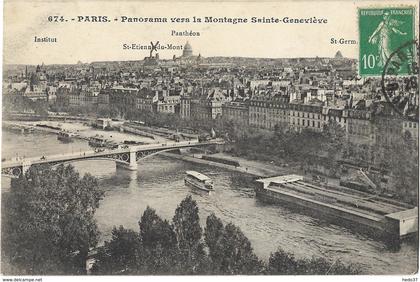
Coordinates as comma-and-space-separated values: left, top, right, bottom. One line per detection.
222, 99, 249, 127
402, 120, 419, 146
322, 107, 347, 129
97, 89, 110, 110
186, 88, 227, 120
346, 109, 374, 145
156, 95, 180, 114
180, 96, 191, 119
249, 97, 268, 129
68, 89, 99, 108
95, 118, 112, 129
136, 88, 157, 113
182, 41, 193, 57
266, 94, 290, 130
46, 86, 57, 105
191, 98, 223, 120
55, 86, 71, 109
109, 86, 138, 114
288, 102, 323, 132
23, 84, 47, 101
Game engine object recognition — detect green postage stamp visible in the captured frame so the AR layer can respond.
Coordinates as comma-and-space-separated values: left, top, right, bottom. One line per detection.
359, 7, 415, 76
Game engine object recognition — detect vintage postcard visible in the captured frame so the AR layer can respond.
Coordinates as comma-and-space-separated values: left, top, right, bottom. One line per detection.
1, 0, 419, 279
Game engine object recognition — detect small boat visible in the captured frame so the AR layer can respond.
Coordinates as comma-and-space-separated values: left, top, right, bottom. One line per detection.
57, 131, 74, 143
185, 171, 214, 193
88, 136, 108, 147
123, 140, 139, 145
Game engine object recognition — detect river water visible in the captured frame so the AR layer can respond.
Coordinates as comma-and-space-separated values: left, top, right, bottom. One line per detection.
1, 130, 418, 274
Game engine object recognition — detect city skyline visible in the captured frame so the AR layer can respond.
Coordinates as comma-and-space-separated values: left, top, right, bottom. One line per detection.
6, 0, 419, 65
4, 49, 352, 66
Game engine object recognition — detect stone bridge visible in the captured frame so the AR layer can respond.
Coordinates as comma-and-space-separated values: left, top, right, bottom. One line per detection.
1, 139, 224, 177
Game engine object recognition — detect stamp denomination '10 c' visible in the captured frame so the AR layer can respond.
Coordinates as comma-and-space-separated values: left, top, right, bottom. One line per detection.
359, 7, 415, 76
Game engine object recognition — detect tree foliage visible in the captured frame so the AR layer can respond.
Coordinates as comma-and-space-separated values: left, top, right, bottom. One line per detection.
376, 129, 419, 204
91, 199, 360, 275
268, 248, 360, 275
92, 226, 141, 274
217, 223, 264, 274
139, 206, 180, 274
320, 119, 347, 172
172, 195, 207, 274
3, 95, 48, 117
229, 120, 346, 169
204, 213, 225, 269
2, 164, 104, 275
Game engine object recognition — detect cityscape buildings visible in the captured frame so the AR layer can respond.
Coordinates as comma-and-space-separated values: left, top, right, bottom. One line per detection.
3, 42, 419, 168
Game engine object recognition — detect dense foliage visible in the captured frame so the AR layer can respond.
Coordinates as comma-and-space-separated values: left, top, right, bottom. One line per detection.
227, 120, 346, 171
376, 129, 419, 205
92, 196, 360, 275
268, 249, 360, 275
3, 95, 48, 117
1, 164, 104, 275
1, 165, 361, 275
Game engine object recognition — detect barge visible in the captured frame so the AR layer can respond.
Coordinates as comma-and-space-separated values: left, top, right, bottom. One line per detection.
57, 131, 75, 142
88, 136, 108, 147
255, 175, 417, 245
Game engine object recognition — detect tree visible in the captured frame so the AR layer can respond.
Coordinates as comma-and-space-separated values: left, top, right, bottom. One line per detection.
2, 164, 104, 275
221, 120, 236, 142
218, 223, 264, 274
373, 118, 419, 204
172, 196, 207, 274
267, 248, 300, 274
377, 132, 419, 204
268, 248, 360, 275
204, 214, 264, 275
32, 100, 49, 117
88, 201, 360, 275
305, 257, 360, 275
138, 207, 180, 274
91, 226, 141, 274
321, 119, 347, 172
204, 213, 225, 271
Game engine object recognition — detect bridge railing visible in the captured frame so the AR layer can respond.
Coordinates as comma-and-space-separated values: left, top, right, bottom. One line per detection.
2, 139, 224, 168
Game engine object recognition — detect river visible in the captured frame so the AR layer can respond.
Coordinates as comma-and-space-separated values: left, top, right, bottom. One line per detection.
1, 129, 418, 274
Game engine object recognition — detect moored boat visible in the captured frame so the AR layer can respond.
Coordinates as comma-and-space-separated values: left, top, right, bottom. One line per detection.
57, 131, 74, 142
185, 170, 214, 193
88, 136, 108, 147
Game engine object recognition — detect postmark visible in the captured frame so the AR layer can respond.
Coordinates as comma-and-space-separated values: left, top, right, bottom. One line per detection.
359, 7, 415, 76
381, 39, 419, 121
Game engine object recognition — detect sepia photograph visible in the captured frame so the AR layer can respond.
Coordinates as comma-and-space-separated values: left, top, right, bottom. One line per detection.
1, 0, 419, 279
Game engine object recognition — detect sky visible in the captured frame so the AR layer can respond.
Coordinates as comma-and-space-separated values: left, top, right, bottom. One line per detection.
3, 0, 419, 65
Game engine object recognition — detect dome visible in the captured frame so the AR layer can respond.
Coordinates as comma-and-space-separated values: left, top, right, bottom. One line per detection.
184, 41, 192, 50
182, 41, 193, 57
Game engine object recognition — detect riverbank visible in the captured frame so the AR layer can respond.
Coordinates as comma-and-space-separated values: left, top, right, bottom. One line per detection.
3, 120, 162, 145
160, 151, 294, 178
2, 130, 418, 274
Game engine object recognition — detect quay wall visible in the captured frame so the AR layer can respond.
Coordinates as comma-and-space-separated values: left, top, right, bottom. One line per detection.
3, 122, 91, 141
159, 152, 267, 177
119, 125, 156, 139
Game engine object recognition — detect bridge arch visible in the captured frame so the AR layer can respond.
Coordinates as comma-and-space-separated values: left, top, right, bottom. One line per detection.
51, 148, 176, 165
135, 147, 180, 161
51, 156, 131, 168
49, 148, 180, 171
2, 140, 223, 176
